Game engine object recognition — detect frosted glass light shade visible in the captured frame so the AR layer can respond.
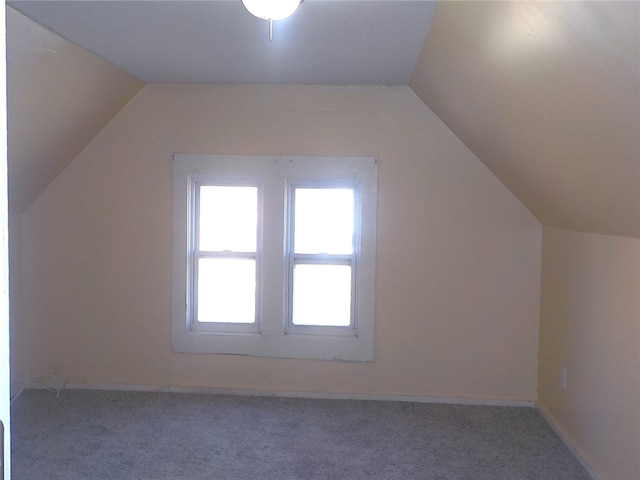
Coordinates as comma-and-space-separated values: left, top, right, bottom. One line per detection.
242, 0, 300, 21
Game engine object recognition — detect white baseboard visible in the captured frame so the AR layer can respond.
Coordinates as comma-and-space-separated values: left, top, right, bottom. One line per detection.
537, 405, 604, 480
27, 380, 535, 408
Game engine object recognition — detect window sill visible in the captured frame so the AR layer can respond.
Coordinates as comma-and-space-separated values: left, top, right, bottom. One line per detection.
172, 329, 374, 362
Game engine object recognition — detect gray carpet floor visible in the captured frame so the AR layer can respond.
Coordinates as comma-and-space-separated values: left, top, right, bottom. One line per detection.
11, 389, 590, 480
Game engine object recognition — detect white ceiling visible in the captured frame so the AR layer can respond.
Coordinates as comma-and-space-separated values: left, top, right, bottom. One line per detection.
9, 0, 436, 85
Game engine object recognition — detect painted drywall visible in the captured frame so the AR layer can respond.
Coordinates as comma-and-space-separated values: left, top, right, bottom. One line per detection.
0, 5, 11, 477
18, 85, 542, 402
411, 1, 640, 238
6, 7, 144, 214
8, 214, 24, 394
538, 227, 639, 480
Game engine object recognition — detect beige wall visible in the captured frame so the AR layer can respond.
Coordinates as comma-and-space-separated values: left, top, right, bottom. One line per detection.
411, 1, 640, 239
9, 214, 24, 393
17, 85, 542, 402
7, 7, 144, 215
538, 227, 640, 480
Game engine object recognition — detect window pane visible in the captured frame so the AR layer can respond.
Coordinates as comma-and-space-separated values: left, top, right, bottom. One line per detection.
292, 264, 351, 326
199, 186, 257, 252
198, 258, 256, 323
294, 188, 354, 254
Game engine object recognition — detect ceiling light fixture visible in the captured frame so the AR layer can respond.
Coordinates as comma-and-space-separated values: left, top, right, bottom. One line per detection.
242, 0, 302, 41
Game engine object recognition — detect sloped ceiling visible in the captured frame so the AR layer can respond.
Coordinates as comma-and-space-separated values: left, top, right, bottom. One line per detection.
6, 7, 144, 214
6, 1, 640, 238
411, 1, 640, 238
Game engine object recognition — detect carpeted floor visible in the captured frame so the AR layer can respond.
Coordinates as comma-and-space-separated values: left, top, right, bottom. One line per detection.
11, 389, 590, 480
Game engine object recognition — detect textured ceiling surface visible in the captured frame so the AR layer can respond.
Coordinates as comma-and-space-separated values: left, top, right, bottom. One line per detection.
7, 1, 640, 238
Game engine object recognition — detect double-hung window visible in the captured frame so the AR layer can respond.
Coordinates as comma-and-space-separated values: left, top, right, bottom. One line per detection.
195, 184, 259, 331
288, 186, 356, 333
172, 155, 377, 361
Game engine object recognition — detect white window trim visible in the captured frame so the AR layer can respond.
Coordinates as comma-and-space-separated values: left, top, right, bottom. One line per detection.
172, 155, 377, 361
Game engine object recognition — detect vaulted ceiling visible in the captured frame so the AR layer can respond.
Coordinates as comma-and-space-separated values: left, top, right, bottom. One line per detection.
412, 1, 639, 238
7, 1, 640, 238
7, 6, 143, 214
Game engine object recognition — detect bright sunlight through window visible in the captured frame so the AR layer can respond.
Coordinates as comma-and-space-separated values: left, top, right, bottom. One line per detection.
293, 188, 354, 255
196, 186, 257, 324
172, 155, 377, 361
290, 188, 355, 327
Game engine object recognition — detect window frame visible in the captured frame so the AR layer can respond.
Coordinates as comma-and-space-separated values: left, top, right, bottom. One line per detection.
172, 155, 377, 362
191, 181, 261, 333
285, 183, 359, 336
